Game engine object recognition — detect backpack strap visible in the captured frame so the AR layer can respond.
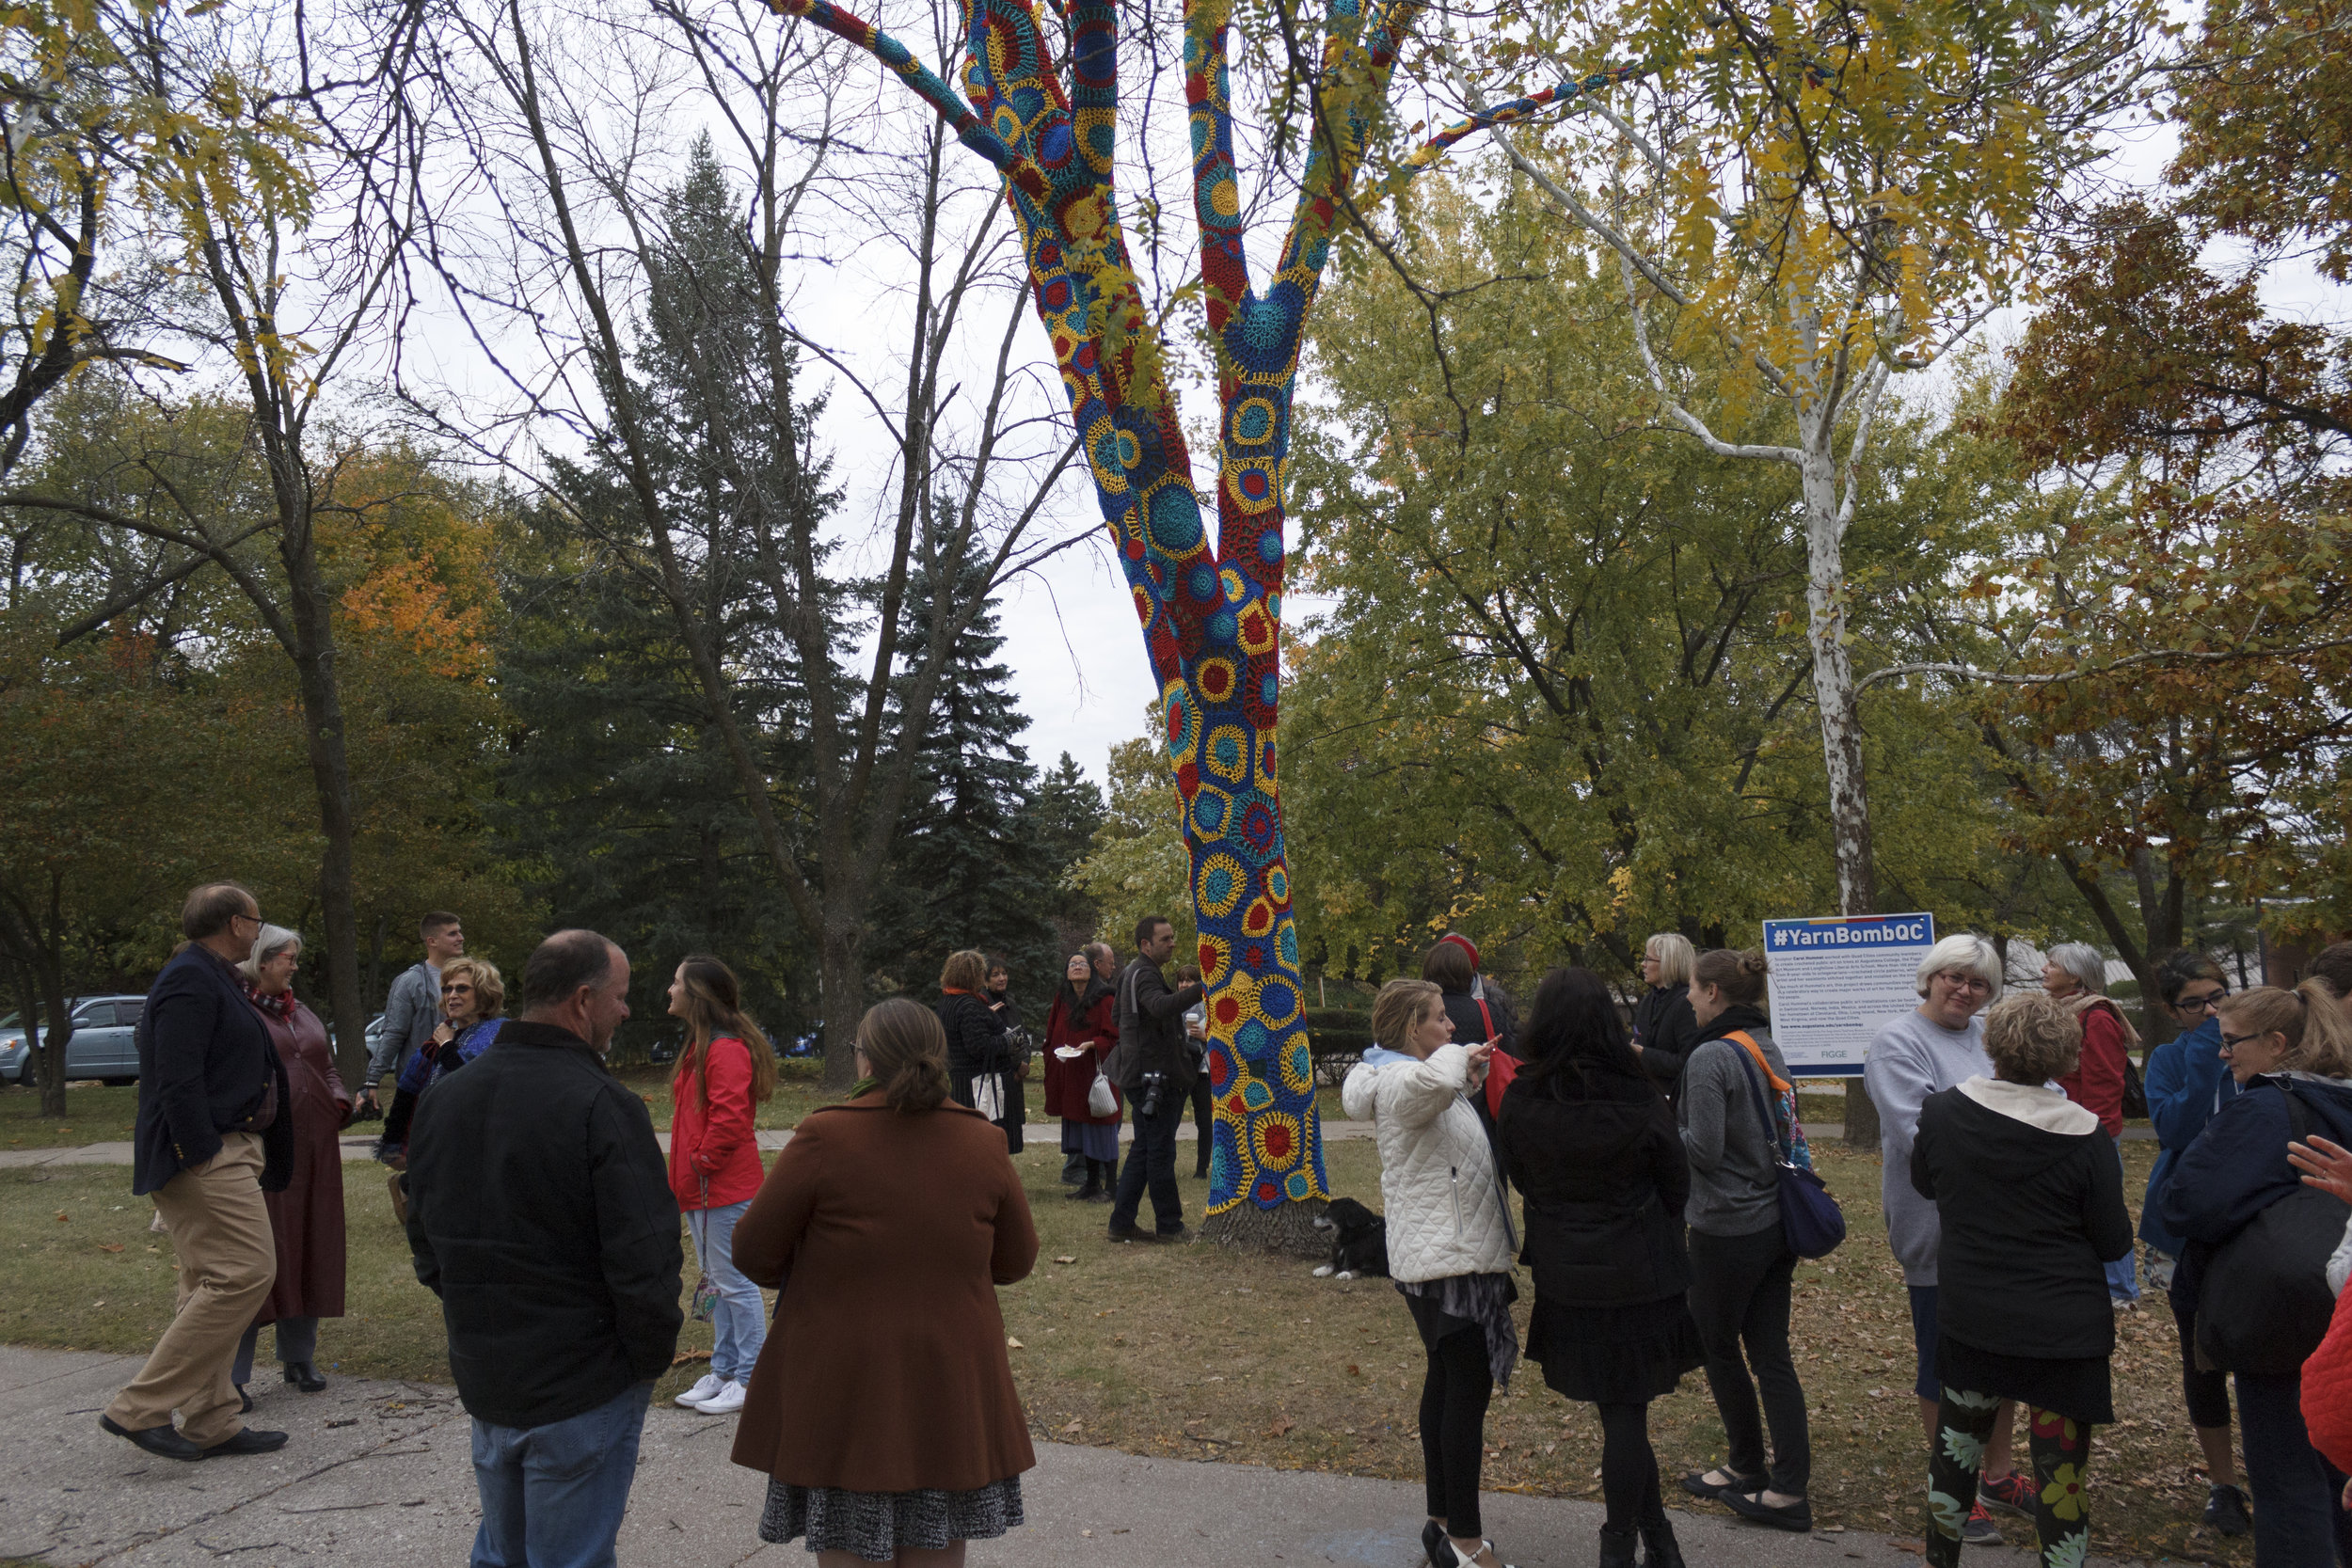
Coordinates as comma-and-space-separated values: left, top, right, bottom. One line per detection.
1727, 1041, 1795, 1164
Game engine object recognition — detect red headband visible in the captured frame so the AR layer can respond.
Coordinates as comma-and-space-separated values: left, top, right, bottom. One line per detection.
1438, 932, 1480, 971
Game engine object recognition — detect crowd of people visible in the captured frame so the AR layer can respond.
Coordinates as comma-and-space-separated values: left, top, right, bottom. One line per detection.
90, 880, 2352, 1568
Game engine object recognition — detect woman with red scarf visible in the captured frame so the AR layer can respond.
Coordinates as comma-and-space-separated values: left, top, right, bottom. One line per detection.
1042, 952, 1120, 1200
232, 924, 348, 1403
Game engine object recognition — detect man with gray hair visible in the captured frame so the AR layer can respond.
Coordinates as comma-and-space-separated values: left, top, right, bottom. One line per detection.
1863, 932, 2018, 1541
405, 927, 681, 1568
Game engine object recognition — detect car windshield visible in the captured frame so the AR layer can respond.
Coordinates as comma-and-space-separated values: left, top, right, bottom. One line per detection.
0, 1011, 16, 1031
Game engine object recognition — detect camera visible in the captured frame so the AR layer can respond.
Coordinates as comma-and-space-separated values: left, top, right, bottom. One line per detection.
1136, 1069, 1167, 1118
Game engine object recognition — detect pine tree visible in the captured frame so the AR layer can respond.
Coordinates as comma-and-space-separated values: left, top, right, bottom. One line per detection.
1025, 752, 1106, 957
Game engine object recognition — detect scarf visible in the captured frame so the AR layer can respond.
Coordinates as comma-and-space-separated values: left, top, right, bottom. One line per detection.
2062, 990, 2142, 1050
244, 979, 296, 1022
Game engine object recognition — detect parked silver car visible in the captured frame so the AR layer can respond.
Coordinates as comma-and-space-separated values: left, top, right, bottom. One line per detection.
0, 994, 148, 1085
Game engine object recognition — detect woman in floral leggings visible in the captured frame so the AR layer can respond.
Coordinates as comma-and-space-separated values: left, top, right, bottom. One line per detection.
1910, 990, 2135, 1566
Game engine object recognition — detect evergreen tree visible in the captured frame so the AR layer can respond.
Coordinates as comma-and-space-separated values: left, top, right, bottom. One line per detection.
1025, 752, 1107, 958
869, 552, 1058, 998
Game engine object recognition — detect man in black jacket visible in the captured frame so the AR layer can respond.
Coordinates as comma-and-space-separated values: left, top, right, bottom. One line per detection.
1107, 913, 1206, 1243
405, 927, 682, 1568
102, 882, 294, 1462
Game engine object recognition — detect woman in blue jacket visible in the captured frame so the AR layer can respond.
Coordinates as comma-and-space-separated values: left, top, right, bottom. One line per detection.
2160, 981, 2352, 1568
2137, 951, 2249, 1535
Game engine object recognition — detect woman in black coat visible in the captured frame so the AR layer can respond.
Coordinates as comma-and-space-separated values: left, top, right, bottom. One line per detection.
1630, 933, 1700, 1102
1497, 968, 1703, 1568
937, 949, 1021, 1153
1910, 990, 2133, 1568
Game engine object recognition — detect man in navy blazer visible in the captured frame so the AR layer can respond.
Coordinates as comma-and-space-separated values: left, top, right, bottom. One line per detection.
102, 882, 294, 1462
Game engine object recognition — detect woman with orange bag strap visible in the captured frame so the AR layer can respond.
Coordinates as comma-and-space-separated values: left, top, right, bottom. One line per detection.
1676, 948, 1815, 1532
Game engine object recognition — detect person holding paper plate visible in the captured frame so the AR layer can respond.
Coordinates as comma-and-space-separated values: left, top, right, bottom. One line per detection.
1042, 952, 1120, 1200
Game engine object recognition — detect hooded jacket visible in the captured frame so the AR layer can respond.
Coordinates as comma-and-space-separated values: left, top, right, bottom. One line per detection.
1342, 1043, 1516, 1283
2159, 1071, 2352, 1247
1912, 1078, 2134, 1360
1496, 1062, 1690, 1308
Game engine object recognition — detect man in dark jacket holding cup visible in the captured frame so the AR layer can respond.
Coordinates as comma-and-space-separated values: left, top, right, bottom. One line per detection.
405, 927, 681, 1568
103, 881, 294, 1461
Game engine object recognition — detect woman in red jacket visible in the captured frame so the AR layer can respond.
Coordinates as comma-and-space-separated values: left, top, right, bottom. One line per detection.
667, 956, 778, 1416
2042, 942, 2141, 1308
1042, 952, 1121, 1200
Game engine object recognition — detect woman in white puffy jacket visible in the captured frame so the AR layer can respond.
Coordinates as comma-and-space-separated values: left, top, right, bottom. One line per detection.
1343, 977, 1518, 1568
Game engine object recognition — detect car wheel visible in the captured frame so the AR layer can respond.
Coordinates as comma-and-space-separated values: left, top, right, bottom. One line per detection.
102, 1076, 135, 1087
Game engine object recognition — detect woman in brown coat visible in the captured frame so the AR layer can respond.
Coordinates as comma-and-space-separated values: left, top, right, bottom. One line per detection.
732, 996, 1037, 1565
233, 924, 347, 1401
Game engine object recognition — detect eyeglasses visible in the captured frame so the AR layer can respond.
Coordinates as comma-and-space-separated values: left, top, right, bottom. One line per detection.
1934, 973, 1994, 993
231, 911, 262, 929
2176, 990, 2228, 1013
2219, 1031, 2264, 1053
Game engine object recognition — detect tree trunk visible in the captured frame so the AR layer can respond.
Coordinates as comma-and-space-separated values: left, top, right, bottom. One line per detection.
1799, 428, 1883, 1151
280, 536, 371, 1097
819, 926, 865, 1092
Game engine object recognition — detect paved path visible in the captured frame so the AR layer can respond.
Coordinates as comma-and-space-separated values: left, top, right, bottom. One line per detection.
0, 1345, 2163, 1567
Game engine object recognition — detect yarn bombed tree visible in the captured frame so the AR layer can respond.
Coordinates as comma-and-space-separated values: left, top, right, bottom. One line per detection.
765, 0, 1630, 1246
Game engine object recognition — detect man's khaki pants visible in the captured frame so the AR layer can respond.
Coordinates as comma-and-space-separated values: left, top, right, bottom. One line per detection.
104, 1133, 275, 1446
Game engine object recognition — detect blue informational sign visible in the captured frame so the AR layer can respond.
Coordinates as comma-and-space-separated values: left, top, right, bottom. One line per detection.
1759, 913, 1939, 1076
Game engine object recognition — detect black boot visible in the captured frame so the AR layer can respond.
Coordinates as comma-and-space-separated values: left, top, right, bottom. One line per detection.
1087, 1159, 1114, 1201
1638, 1516, 1684, 1568
1597, 1526, 1639, 1568
1067, 1164, 1101, 1201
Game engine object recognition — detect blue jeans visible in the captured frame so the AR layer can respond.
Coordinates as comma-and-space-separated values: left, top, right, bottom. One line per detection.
2104, 1137, 2139, 1303
687, 1200, 765, 1383
470, 1382, 651, 1568
2236, 1369, 2352, 1568
1109, 1094, 1184, 1234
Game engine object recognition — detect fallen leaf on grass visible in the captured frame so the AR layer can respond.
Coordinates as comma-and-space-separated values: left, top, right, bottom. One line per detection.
1007, 1337, 1025, 1349
97, 1243, 124, 1253
1053, 1255, 1076, 1264
671, 1350, 713, 1366
1266, 1416, 1295, 1437
54, 1212, 68, 1222
1061, 1419, 1084, 1433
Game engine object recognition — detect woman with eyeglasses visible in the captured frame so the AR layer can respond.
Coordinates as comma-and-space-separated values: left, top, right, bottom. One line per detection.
1863, 934, 2016, 1546
2137, 950, 2251, 1536
2163, 982, 2352, 1566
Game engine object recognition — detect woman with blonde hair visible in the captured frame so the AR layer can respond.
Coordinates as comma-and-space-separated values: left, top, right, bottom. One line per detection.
1910, 991, 2133, 1568
2162, 981, 2352, 1567
730, 998, 1036, 1564
377, 956, 507, 1169
665, 955, 778, 1417
1344, 977, 1518, 1568
1631, 933, 1700, 1101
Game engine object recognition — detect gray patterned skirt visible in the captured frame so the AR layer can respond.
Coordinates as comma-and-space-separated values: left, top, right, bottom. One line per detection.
759, 1477, 1025, 1560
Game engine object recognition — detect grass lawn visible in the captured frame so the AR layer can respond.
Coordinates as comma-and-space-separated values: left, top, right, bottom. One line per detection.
0, 1117, 2242, 1564
0, 1083, 142, 1148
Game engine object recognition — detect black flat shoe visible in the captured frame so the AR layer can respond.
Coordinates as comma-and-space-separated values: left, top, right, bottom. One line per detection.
283, 1361, 326, 1393
1722, 1492, 1812, 1533
101, 1415, 204, 1462
1422, 1519, 1447, 1568
237, 1385, 253, 1414
204, 1427, 289, 1457
1679, 1468, 1763, 1499
1107, 1223, 1155, 1243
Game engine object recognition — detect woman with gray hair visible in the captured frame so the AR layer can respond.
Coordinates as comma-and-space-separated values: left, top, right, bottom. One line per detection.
233, 924, 348, 1402
1863, 933, 2019, 1544
2041, 942, 2141, 1308
1631, 934, 1700, 1103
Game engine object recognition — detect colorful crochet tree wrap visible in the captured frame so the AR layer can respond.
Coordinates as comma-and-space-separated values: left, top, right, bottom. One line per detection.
767, 0, 1632, 1212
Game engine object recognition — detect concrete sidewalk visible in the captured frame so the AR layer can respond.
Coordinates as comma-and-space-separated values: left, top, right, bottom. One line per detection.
0, 1345, 2157, 1567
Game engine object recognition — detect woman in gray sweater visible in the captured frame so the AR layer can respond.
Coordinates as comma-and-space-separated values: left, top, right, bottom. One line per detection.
1677, 949, 1812, 1530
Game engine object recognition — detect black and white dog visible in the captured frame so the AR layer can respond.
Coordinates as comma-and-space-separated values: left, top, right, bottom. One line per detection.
1310, 1196, 1391, 1280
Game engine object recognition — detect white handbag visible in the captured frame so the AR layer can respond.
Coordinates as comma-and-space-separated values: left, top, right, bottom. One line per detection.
1087, 1069, 1118, 1118
972, 1072, 1004, 1122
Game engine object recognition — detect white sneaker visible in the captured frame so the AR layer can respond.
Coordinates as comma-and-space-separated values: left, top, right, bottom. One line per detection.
674, 1372, 723, 1408
693, 1379, 748, 1415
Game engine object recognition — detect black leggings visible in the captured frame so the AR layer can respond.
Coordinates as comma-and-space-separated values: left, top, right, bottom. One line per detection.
1186, 1071, 1213, 1176
1415, 1317, 1493, 1538
1688, 1226, 1811, 1494
1598, 1402, 1666, 1533
2169, 1296, 2233, 1430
